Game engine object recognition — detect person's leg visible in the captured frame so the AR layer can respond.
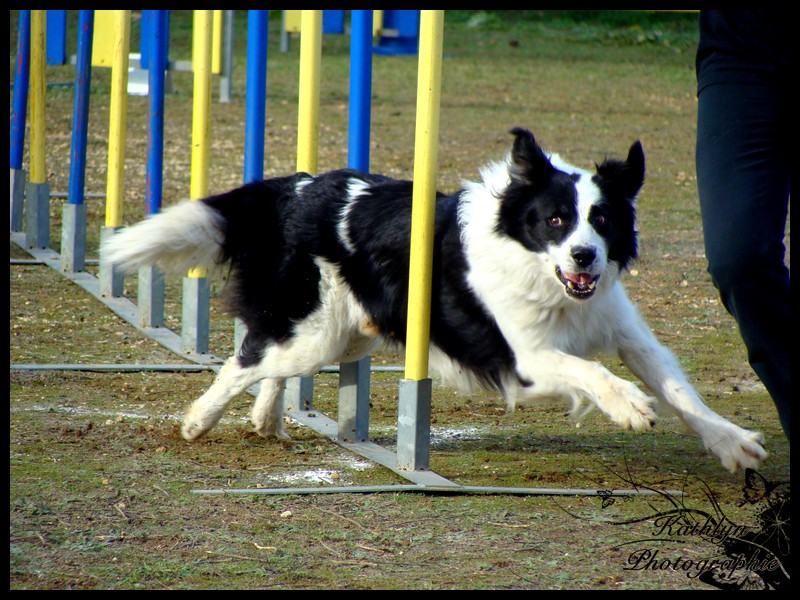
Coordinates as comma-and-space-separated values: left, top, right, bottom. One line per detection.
696, 82, 790, 438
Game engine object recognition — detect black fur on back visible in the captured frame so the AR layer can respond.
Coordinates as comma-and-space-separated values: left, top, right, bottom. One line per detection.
202, 175, 322, 363
201, 169, 515, 386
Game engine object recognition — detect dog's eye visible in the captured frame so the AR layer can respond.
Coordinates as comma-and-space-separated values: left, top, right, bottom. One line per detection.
547, 216, 563, 227
593, 214, 606, 226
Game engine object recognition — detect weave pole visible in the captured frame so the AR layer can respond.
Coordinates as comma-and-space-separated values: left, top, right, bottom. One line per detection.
25, 10, 50, 250
295, 10, 322, 175
233, 9, 271, 353
284, 9, 322, 412
99, 10, 130, 298
139, 10, 169, 328
60, 10, 94, 273
144, 11, 169, 218
397, 10, 445, 471
243, 10, 269, 185
182, 10, 214, 354
347, 11, 373, 172
337, 10, 375, 444
10, 9, 30, 233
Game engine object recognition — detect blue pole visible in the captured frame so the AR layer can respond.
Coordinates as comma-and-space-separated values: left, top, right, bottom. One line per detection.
67, 10, 94, 206
10, 10, 31, 170
348, 10, 373, 172
339, 10, 374, 444
145, 10, 168, 215
244, 10, 269, 183
236, 10, 269, 351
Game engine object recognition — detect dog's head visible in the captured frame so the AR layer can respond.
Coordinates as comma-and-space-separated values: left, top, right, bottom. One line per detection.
497, 127, 644, 300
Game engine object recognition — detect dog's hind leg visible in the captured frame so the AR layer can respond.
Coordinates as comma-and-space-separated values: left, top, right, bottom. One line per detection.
250, 377, 289, 439
181, 356, 266, 440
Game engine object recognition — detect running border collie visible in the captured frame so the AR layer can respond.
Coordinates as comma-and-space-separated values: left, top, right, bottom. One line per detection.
102, 128, 766, 472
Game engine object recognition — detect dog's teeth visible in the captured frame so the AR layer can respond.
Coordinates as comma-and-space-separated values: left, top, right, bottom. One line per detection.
568, 280, 595, 291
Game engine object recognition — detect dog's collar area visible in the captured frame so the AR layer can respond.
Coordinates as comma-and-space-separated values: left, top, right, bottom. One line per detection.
555, 266, 599, 299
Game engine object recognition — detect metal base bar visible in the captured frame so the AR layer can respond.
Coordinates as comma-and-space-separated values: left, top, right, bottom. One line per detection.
50, 191, 106, 199
12, 258, 99, 265
192, 485, 684, 497
9, 362, 402, 374
12, 363, 212, 372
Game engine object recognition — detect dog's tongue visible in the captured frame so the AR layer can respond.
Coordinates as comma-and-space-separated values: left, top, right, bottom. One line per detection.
564, 272, 594, 286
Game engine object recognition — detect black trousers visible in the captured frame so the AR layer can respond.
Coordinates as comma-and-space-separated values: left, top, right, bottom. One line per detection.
696, 80, 791, 438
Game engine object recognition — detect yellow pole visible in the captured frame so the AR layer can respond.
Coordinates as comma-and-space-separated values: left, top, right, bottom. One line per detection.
188, 10, 214, 279
296, 10, 322, 174
28, 10, 46, 184
104, 10, 131, 228
404, 10, 444, 381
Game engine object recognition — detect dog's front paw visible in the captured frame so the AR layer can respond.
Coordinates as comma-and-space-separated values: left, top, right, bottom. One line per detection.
704, 425, 766, 473
181, 408, 223, 441
604, 378, 657, 432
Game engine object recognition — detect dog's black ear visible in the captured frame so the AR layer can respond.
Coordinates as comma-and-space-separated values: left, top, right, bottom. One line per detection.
595, 140, 646, 201
509, 127, 554, 183
624, 140, 645, 193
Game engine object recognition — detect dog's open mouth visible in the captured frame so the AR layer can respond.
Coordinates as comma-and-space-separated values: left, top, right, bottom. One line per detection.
556, 267, 600, 299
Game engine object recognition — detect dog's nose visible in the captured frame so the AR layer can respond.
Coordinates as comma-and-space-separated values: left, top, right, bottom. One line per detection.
571, 246, 596, 269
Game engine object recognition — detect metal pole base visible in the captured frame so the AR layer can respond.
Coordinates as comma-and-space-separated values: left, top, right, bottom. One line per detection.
397, 378, 432, 471
99, 226, 124, 297
25, 181, 50, 249
234, 317, 247, 355
10, 168, 26, 232
338, 357, 370, 443
60, 203, 87, 272
283, 376, 314, 412
138, 265, 165, 328
181, 275, 210, 354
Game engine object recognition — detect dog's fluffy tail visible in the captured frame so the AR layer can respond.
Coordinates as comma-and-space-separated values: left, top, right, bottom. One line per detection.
101, 200, 225, 275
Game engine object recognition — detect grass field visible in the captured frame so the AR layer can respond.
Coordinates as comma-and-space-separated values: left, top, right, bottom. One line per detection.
10, 11, 790, 590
